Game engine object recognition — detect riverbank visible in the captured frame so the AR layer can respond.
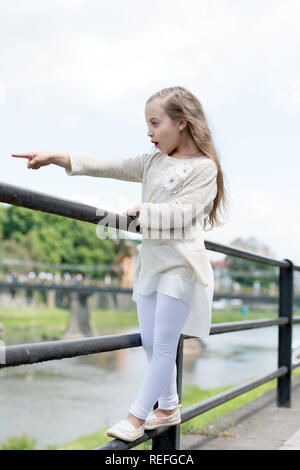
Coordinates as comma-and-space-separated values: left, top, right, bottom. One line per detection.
1, 368, 300, 450
1, 304, 294, 345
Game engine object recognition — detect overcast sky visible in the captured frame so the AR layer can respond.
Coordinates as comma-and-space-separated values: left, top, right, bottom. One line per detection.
1, 0, 299, 267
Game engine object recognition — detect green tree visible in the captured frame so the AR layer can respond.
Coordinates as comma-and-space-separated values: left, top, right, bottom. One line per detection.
0, 205, 133, 280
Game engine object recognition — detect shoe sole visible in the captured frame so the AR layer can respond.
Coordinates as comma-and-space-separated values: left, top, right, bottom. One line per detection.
106, 429, 144, 442
144, 418, 181, 430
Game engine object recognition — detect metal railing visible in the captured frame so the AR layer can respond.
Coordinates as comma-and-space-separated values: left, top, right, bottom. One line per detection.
1, 181, 300, 451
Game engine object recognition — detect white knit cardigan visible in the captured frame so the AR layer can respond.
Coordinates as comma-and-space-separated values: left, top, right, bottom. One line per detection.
65, 149, 218, 339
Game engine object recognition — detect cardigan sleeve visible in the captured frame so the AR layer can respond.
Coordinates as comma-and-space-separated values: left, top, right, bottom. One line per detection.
65, 152, 147, 183
138, 159, 218, 230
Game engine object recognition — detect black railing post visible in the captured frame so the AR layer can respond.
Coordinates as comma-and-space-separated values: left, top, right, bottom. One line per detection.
151, 334, 184, 450
277, 258, 294, 407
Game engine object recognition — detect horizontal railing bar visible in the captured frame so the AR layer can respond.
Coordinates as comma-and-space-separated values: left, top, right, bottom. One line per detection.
3, 281, 299, 305
204, 240, 291, 268
179, 367, 288, 423
293, 316, 300, 324
0, 281, 289, 303
2, 316, 295, 368
208, 317, 289, 334
0, 333, 142, 369
1, 181, 299, 270
209, 293, 281, 303
0, 281, 134, 294
0, 181, 140, 234
94, 367, 288, 450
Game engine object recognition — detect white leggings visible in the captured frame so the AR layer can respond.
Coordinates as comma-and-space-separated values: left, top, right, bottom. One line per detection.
129, 291, 190, 420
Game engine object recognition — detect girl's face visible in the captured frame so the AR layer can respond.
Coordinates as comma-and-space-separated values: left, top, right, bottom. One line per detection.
145, 99, 182, 156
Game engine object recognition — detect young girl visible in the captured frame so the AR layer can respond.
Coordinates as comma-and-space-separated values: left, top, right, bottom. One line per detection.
11, 86, 229, 443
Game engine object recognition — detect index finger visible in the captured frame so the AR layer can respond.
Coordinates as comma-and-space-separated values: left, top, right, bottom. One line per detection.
11, 153, 34, 159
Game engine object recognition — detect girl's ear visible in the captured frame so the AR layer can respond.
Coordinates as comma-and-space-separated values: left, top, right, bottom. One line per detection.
177, 118, 187, 132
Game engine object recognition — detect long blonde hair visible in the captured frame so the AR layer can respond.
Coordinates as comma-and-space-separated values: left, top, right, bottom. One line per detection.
146, 86, 230, 231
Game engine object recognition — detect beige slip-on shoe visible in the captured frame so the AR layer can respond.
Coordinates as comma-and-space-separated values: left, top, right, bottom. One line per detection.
106, 419, 145, 442
144, 404, 182, 430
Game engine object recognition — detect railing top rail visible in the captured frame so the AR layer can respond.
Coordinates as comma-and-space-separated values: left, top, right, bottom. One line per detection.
204, 240, 292, 268
3, 316, 300, 369
0, 181, 139, 235
1, 181, 299, 270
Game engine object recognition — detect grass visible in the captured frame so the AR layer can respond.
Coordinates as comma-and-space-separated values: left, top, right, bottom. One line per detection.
0, 433, 38, 450
0, 305, 70, 344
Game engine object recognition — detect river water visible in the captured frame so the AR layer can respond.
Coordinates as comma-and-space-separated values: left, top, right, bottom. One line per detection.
1, 324, 300, 449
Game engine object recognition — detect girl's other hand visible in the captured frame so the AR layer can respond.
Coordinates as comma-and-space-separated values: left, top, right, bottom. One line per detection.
11, 151, 53, 170
122, 203, 142, 217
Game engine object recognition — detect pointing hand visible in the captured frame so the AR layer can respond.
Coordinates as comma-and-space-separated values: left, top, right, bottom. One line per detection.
11, 151, 53, 170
